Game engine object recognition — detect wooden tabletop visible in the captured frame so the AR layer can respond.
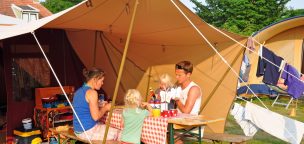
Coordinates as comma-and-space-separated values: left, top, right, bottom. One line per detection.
168, 114, 224, 126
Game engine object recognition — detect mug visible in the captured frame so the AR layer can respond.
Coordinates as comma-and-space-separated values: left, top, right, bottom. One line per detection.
161, 110, 169, 118
170, 109, 178, 117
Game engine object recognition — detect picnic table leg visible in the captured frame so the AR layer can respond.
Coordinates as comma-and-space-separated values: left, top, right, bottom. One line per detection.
169, 123, 174, 144
58, 133, 61, 144
198, 126, 201, 144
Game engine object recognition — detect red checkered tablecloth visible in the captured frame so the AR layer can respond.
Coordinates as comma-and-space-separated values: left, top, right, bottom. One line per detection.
102, 109, 168, 144
141, 117, 168, 144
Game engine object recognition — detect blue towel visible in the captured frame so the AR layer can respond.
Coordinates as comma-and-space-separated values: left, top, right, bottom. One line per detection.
281, 64, 304, 99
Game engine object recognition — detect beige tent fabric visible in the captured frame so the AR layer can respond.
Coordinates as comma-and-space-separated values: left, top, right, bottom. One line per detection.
246, 17, 304, 85
0, 0, 246, 133
67, 29, 246, 133
59, 0, 246, 133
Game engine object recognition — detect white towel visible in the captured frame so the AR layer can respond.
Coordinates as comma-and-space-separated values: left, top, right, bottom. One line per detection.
279, 60, 285, 72
259, 44, 263, 58
245, 102, 304, 144
230, 103, 258, 136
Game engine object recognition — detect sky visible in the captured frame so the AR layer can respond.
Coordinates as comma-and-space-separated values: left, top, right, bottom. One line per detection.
180, 0, 304, 12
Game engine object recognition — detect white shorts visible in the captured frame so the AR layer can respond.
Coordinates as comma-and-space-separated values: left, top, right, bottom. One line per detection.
75, 123, 121, 141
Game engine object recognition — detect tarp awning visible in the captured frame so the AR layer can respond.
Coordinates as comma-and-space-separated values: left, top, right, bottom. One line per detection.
0, 0, 247, 133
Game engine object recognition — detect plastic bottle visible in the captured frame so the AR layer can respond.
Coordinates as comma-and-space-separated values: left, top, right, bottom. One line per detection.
149, 87, 156, 100
153, 99, 161, 117
154, 99, 161, 109
149, 99, 155, 109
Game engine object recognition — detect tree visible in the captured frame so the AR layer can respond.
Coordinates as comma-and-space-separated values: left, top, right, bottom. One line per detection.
279, 9, 304, 21
191, 0, 303, 36
42, 0, 82, 14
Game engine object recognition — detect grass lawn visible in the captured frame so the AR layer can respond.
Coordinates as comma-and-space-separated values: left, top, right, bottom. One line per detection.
185, 95, 304, 144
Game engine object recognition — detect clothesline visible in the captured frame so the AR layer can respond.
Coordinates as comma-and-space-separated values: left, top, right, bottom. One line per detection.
250, 37, 303, 76
209, 22, 304, 98
207, 23, 304, 87
242, 34, 304, 99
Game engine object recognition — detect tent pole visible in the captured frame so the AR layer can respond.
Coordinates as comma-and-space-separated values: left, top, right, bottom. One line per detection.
102, 0, 139, 143
145, 66, 152, 101
93, 31, 98, 66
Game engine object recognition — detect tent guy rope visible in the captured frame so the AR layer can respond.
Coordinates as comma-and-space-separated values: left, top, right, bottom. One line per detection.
170, 0, 268, 110
31, 32, 93, 144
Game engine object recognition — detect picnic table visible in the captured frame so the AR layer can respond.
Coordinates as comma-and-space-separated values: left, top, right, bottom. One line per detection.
167, 114, 224, 144
103, 109, 224, 144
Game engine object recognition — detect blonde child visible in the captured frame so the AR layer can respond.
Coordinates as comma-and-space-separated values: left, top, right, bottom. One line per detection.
157, 74, 181, 111
121, 89, 152, 144
159, 74, 174, 92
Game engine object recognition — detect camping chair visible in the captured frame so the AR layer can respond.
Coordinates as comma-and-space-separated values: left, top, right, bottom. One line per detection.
266, 84, 293, 109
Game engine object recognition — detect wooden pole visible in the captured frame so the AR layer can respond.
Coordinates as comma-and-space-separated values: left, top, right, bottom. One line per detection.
102, 0, 139, 143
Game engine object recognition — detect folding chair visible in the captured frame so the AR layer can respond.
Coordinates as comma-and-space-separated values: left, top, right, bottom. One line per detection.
266, 84, 293, 109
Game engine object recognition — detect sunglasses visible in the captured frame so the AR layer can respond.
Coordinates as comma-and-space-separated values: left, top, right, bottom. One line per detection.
175, 64, 190, 73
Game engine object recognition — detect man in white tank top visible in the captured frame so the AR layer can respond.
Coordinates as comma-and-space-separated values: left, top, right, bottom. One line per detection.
174, 61, 202, 115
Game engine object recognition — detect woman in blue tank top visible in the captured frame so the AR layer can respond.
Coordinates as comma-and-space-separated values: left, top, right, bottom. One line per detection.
73, 67, 120, 141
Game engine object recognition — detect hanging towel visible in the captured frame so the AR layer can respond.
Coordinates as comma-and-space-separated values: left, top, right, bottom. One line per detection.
240, 54, 251, 82
258, 44, 263, 57
246, 36, 255, 52
245, 102, 304, 144
256, 46, 283, 85
230, 103, 258, 136
279, 60, 285, 72
281, 64, 304, 99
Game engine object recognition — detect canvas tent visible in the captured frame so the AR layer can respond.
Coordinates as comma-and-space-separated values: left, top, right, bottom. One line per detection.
243, 16, 304, 86
0, 0, 247, 135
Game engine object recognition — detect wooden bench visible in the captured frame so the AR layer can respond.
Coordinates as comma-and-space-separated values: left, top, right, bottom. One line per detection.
203, 133, 253, 144
49, 128, 119, 144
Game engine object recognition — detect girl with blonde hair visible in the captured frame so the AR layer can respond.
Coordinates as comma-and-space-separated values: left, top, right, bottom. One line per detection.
159, 73, 174, 91
121, 89, 152, 144
157, 73, 181, 111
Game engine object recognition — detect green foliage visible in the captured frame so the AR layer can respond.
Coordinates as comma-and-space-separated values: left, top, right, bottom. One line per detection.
279, 9, 304, 21
191, 0, 304, 36
41, 0, 82, 14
